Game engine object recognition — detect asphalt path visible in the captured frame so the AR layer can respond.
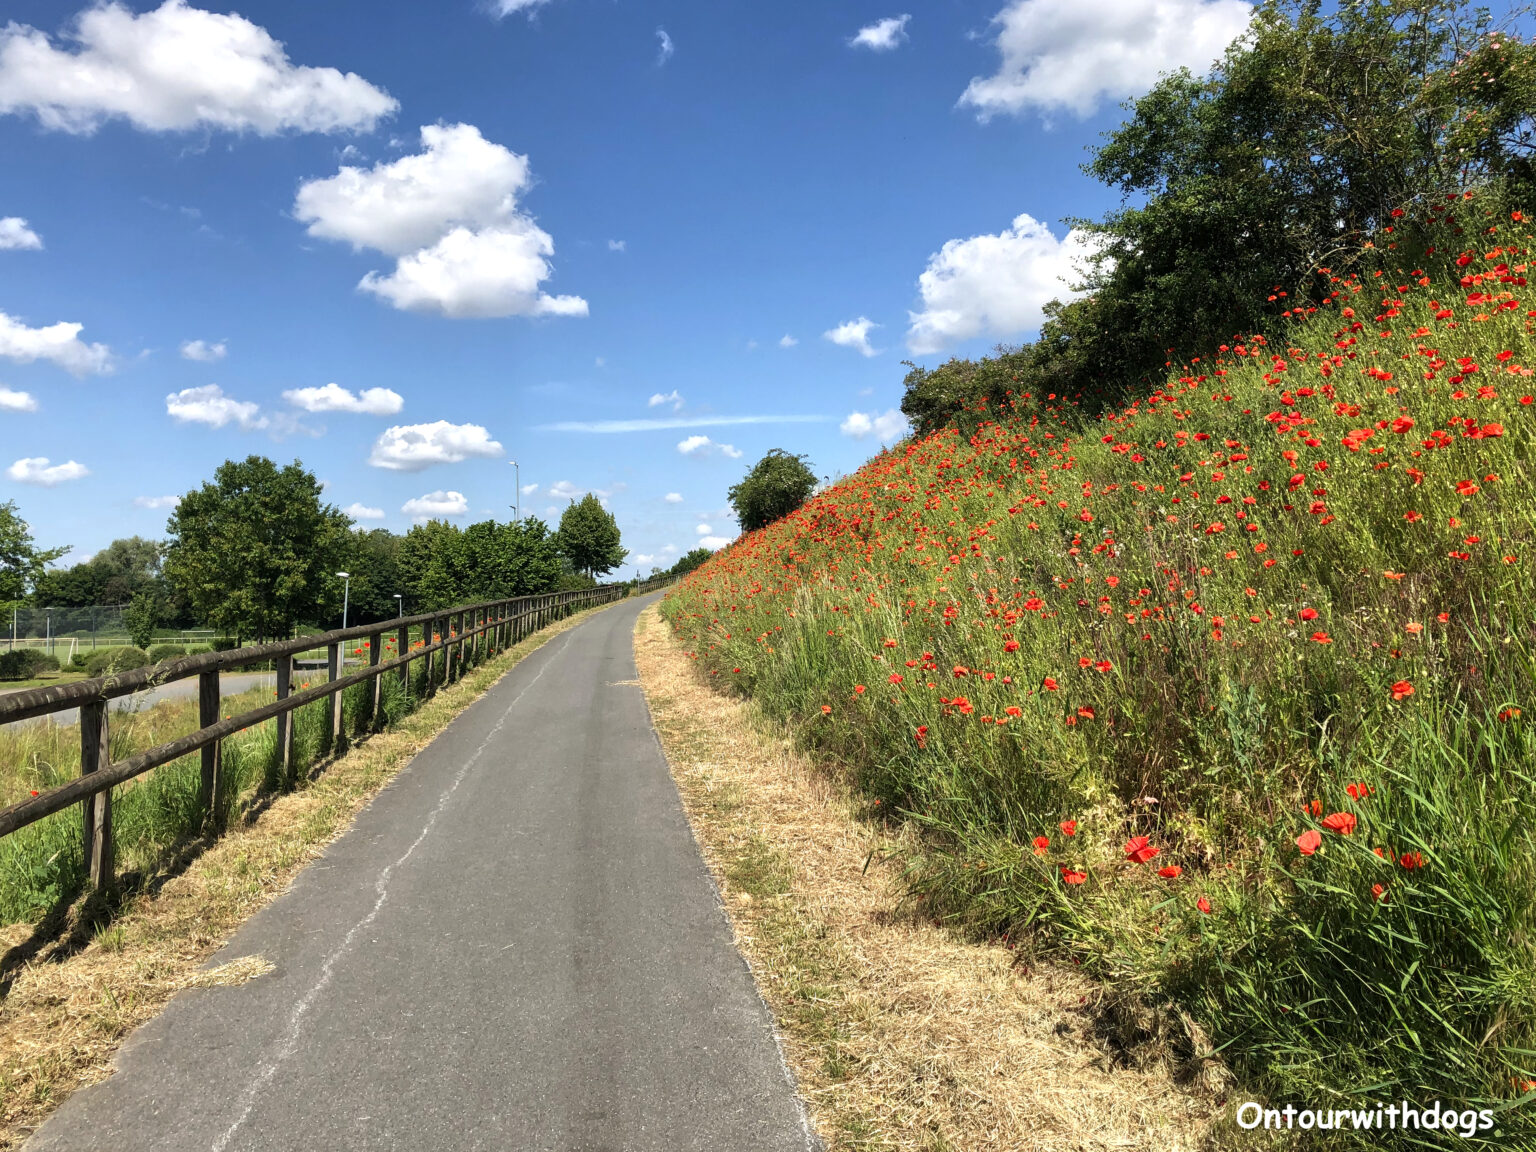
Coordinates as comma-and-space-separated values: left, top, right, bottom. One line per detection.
26, 594, 819, 1152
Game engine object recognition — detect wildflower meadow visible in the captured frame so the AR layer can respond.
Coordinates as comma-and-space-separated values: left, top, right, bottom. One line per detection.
662, 205, 1536, 1137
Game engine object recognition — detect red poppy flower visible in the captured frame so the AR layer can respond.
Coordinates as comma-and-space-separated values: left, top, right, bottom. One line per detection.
1060, 819, 1077, 836
913, 725, 928, 748
1196, 896, 1212, 914
952, 665, 969, 677
1310, 631, 1332, 644
1299, 607, 1318, 621
888, 673, 904, 684
1042, 677, 1059, 691
1321, 811, 1357, 835
1004, 705, 1022, 718
1391, 679, 1414, 701
1372, 883, 1388, 902
1032, 836, 1050, 856
1003, 640, 1020, 653
1391, 416, 1415, 433
821, 705, 832, 714
1399, 851, 1423, 870
1345, 782, 1371, 801
1457, 479, 1480, 496
854, 685, 866, 694
1158, 865, 1182, 879
1296, 829, 1322, 855
1060, 868, 1087, 885
1124, 835, 1159, 864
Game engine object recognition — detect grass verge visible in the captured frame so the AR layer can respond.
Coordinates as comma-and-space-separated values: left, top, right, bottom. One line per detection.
634, 603, 1228, 1152
0, 601, 614, 1149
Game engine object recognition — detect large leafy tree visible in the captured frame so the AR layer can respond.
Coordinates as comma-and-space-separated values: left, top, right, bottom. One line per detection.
397, 517, 564, 611
555, 495, 626, 579
0, 500, 66, 605
163, 457, 350, 642
32, 536, 166, 608
728, 449, 817, 533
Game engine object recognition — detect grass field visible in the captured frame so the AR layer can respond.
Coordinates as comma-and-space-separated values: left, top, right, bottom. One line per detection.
662, 221, 1536, 1143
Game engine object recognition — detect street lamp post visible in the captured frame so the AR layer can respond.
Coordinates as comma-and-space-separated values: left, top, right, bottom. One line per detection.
44, 607, 53, 656
337, 572, 351, 632
393, 593, 403, 618
510, 459, 520, 521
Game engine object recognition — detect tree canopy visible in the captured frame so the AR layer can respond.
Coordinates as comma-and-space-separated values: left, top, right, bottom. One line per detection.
0, 501, 65, 605
555, 495, 627, 579
728, 450, 817, 533
398, 516, 566, 611
162, 456, 351, 642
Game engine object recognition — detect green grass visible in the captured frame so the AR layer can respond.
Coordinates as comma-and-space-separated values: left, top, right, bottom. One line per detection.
663, 222, 1536, 1145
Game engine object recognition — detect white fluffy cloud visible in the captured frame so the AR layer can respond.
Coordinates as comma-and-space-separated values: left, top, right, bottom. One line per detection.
133, 494, 179, 509
344, 502, 385, 520
0, 311, 112, 375
401, 490, 468, 520
695, 523, 713, 536
179, 339, 226, 362
850, 15, 911, 51
7, 456, 88, 485
648, 390, 683, 410
368, 420, 503, 471
824, 317, 880, 357
906, 214, 1099, 354
664, 492, 683, 504
494, 0, 554, 14
961, 0, 1252, 119
608, 239, 626, 252
165, 384, 265, 430
778, 334, 797, 348
656, 28, 674, 66
0, 386, 36, 411
283, 382, 403, 415
0, 217, 42, 250
295, 122, 586, 319
841, 409, 910, 442
0, 1, 397, 135
699, 535, 732, 550
677, 435, 742, 460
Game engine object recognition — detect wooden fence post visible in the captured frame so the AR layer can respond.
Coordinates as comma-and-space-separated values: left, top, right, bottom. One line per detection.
326, 641, 341, 751
398, 619, 410, 692
275, 655, 293, 786
369, 631, 383, 729
80, 699, 113, 889
198, 670, 223, 828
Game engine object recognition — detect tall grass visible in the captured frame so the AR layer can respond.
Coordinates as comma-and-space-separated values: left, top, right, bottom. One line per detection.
663, 212, 1536, 1140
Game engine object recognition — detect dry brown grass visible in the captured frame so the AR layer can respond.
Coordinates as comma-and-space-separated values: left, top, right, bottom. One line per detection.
635, 604, 1227, 1152
0, 604, 613, 1149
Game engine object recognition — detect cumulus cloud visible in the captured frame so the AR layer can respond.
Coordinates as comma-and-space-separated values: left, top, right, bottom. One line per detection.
0, 386, 36, 411
7, 456, 88, 485
849, 15, 911, 51
0, 217, 42, 250
699, 535, 732, 550
344, 502, 385, 520
283, 382, 403, 415
823, 316, 880, 357
295, 123, 586, 319
778, 334, 797, 347
368, 420, 503, 471
608, 239, 626, 252
401, 490, 469, 520
961, 0, 1252, 120
0, 0, 397, 135
179, 339, 226, 362
695, 523, 713, 536
133, 494, 179, 509
492, 0, 555, 15
648, 390, 683, 410
841, 409, 910, 442
521, 482, 539, 495
656, 28, 674, 66
0, 311, 112, 375
165, 384, 265, 430
906, 213, 1098, 354
677, 435, 741, 460
664, 492, 683, 503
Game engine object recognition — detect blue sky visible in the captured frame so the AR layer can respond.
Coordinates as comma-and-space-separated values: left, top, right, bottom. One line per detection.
0, 0, 1254, 573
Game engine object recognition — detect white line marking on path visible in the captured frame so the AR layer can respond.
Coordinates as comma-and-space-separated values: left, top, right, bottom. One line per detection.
210, 633, 578, 1152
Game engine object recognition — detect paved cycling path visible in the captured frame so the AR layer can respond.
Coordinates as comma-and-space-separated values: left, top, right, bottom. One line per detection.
27, 594, 818, 1152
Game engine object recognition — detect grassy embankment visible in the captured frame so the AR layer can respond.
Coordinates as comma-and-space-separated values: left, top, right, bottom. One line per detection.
662, 227, 1536, 1142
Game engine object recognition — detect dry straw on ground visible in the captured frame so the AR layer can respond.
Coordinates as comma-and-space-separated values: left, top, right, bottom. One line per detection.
635, 604, 1225, 1152
0, 605, 610, 1149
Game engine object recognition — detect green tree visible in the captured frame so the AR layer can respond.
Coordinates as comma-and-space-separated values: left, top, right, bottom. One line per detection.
339, 527, 404, 624
398, 519, 467, 612
123, 590, 160, 650
555, 495, 627, 579
0, 500, 66, 605
728, 450, 817, 533
33, 536, 166, 607
669, 547, 714, 577
162, 457, 350, 642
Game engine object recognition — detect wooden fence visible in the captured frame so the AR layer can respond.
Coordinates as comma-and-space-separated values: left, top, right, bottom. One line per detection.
0, 585, 631, 893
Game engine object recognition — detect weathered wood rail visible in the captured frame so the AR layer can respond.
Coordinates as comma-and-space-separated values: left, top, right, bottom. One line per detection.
0, 585, 628, 891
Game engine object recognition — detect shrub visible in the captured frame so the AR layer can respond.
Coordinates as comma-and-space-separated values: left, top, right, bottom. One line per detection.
146, 643, 187, 665
0, 649, 61, 681
83, 646, 149, 678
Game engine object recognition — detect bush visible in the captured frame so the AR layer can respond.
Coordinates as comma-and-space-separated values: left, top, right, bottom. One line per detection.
83, 646, 149, 678
211, 637, 239, 652
0, 649, 61, 681
146, 643, 187, 665
67, 653, 89, 671
185, 644, 213, 655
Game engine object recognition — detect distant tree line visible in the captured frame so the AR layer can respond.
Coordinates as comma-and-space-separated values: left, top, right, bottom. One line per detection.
1, 456, 629, 645
902, 0, 1536, 433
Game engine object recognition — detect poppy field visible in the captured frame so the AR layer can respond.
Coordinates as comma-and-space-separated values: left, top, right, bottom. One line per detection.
661, 211, 1536, 1134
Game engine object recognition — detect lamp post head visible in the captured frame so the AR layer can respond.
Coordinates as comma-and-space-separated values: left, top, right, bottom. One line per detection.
337, 571, 350, 579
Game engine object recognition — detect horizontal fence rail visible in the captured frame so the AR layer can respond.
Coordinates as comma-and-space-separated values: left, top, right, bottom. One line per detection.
0, 584, 632, 891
